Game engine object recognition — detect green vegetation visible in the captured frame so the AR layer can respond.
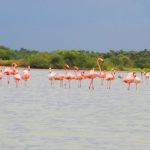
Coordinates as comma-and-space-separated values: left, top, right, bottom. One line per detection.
0, 45, 150, 71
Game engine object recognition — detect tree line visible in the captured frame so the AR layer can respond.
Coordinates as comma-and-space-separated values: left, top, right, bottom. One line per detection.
0, 45, 150, 71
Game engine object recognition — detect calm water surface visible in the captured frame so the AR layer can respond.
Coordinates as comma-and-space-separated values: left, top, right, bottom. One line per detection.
0, 69, 150, 150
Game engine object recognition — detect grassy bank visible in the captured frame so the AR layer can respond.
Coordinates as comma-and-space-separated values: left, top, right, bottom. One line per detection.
0, 45, 150, 71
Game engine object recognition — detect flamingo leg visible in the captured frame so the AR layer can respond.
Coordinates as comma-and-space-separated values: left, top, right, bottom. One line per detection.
64, 80, 67, 88
128, 83, 130, 90
7, 75, 10, 84
69, 80, 71, 88
109, 81, 111, 89
78, 80, 80, 88
60, 80, 62, 87
107, 80, 110, 89
146, 78, 148, 85
0, 80, 2, 86
61, 80, 63, 87
89, 78, 94, 90
101, 78, 104, 85
89, 80, 92, 89
92, 79, 94, 90
16, 80, 19, 88
79, 80, 81, 88
24, 80, 27, 87
78, 80, 81, 88
107, 81, 109, 89
50, 79, 53, 87
136, 83, 137, 90
53, 79, 55, 87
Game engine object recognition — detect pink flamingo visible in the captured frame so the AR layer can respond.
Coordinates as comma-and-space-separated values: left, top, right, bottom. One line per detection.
105, 69, 115, 89
54, 73, 65, 88
73, 66, 79, 77
145, 72, 150, 78
3, 63, 18, 84
64, 64, 74, 88
76, 71, 85, 88
11, 63, 21, 87
122, 72, 135, 90
85, 68, 99, 90
134, 74, 142, 90
74, 66, 85, 88
14, 73, 21, 87
97, 57, 106, 85
0, 67, 3, 80
22, 66, 30, 86
140, 71, 144, 82
85, 57, 105, 90
144, 72, 150, 84
3, 67, 13, 84
0, 68, 3, 85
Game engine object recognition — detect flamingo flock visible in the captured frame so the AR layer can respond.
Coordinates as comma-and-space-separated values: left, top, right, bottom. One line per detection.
0, 58, 149, 90
47, 57, 149, 90
0, 63, 30, 87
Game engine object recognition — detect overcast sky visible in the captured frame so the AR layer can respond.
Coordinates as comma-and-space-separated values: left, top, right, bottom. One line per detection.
0, 0, 150, 52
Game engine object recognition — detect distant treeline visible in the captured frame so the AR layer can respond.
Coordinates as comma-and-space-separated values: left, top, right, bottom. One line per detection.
0, 45, 150, 71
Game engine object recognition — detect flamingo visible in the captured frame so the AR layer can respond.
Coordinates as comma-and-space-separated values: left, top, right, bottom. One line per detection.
48, 67, 56, 87
11, 63, 19, 75
73, 66, 79, 78
140, 71, 144, 82
97, 57, 106, 85
85, 57, 105, 90
77, 71, 85, 88
0, 67, 3, 79
145, 72, 150, 79
3, 67, 11, 84
134, 74, 142, 90
76, 71, 85, 88
3, 66, 15, 84
11, 63, 21, 87
144, 72, 150, 84
85, 68, 99, 90
105, 69, 115, 89
54, 73, 65, 87
4, 63, 18, 84
74, 66, 85, 88
0, 69, 3, 84
14, 73, 21, 87
22, 66, 30, 86
64, 64, 75, 88
122, 72, 135, 90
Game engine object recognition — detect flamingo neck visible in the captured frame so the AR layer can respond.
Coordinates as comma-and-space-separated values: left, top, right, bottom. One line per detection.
74, 66, 78, 76
111, 71, 115, 77
97, 59, 102, 73
74, 70, 77, 76
65, 69, 67, 74
64, 64, 69, 74
64, 67, 68, 74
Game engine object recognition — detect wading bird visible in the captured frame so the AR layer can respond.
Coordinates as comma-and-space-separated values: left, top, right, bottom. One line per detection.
105, 69, 115, 89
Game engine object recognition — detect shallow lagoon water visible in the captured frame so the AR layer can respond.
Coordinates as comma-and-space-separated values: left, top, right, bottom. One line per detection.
0, 69, 150, 150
